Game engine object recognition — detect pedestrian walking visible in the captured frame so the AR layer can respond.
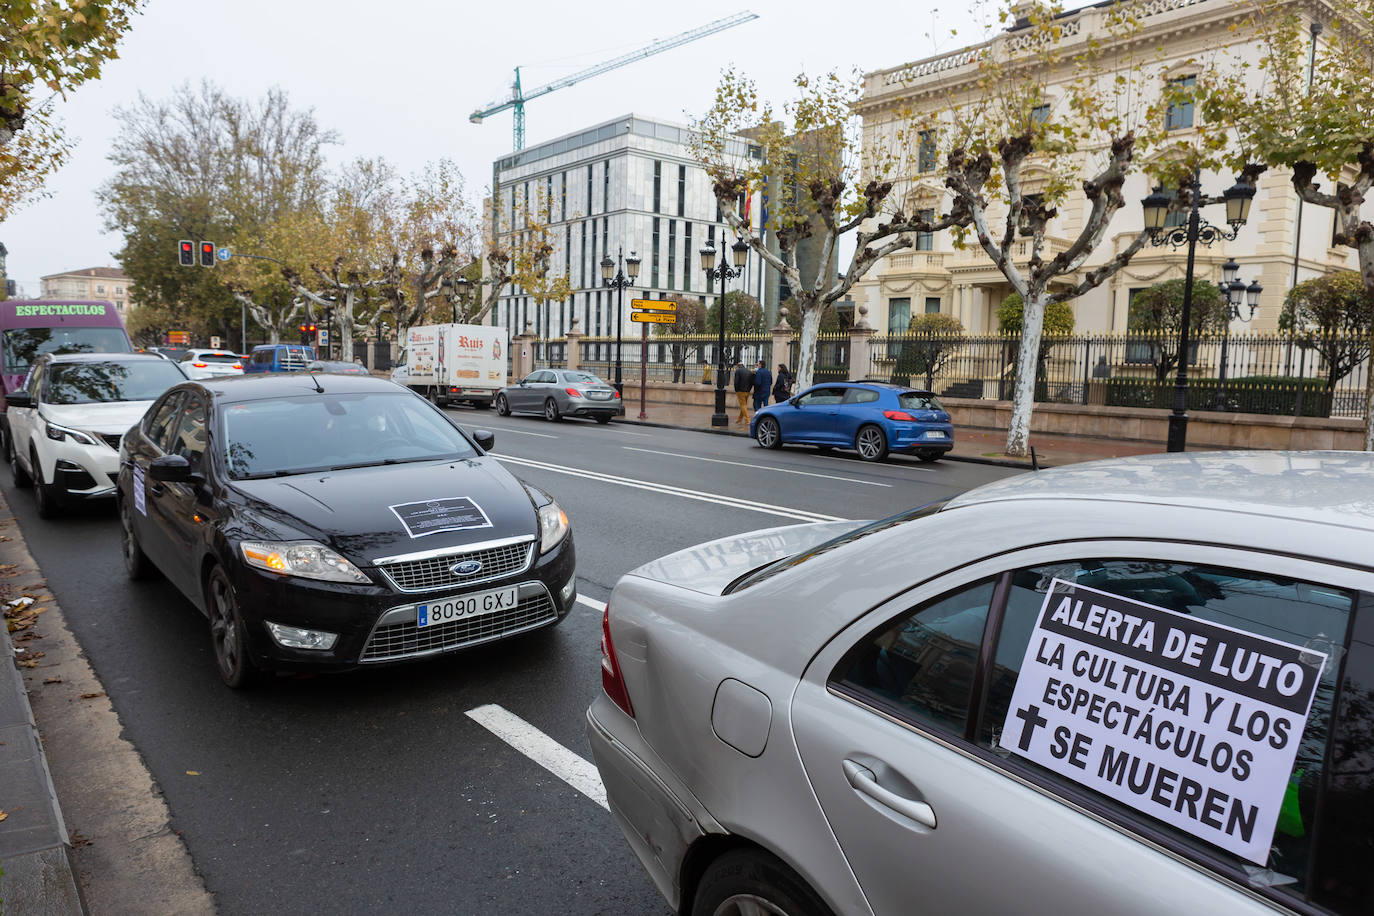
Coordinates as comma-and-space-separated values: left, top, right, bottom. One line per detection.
772, 363, 793, 403
751, 360, 773, 412
732, 360, 754, 423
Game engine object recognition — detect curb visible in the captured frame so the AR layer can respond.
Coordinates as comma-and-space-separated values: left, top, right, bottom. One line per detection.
608, 416, 1040, 470
1, 596, 83, 915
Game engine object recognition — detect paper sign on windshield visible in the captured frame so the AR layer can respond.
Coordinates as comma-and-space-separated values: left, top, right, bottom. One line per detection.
999, 578, 1326, 865
389, 497, 492, 538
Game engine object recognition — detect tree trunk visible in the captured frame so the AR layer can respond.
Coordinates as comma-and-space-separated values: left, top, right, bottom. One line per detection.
794, 301, 824, 391
1006, 290, 1048, 457
339, 290, 356, 362
1360, 235, 1374, 450
267, 327, 280, 345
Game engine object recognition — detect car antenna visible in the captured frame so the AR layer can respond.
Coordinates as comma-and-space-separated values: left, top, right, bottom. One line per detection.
308, 370, 325, 393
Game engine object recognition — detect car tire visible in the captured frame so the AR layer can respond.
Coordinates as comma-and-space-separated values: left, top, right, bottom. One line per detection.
915, 448, 943, 463
119, 495, 156, 580
8, 430, 31, 488
543, 398, 561, 422
855, 424, 889, 462
594, 415, 611, 425
691, 848, 833, 916
207, 565, 265, 689
756, 417, 782, 449
495, 393, 511, 416
31, 447, 60, 518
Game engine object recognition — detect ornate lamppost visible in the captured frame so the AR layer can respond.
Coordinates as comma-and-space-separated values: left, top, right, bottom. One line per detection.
700, 237, 750, 427
1213, 258, 1262, 410
601, 248, 641, 394
1141, 168, 1258, 451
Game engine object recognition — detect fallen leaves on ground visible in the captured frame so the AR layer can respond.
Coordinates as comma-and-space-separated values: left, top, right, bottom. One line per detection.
186, 770, 200, 776
0, 810, 8, 822
42, 676, 62, 684
16, 649, 46, 667
78, 692, 104, 700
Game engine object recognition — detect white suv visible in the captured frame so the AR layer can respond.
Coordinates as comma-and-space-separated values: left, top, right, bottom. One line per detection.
5, 353, 187, 517
179, 348, 244, 380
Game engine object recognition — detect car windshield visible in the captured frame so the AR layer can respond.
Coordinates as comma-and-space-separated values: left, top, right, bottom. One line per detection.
44, 360, 186, 404
3, 327, 131, 375
898, 391, 943, 411
223, 391, 478, 479
188, 353, 239, 363
563, 372, 605, 385
725, 499, 951, 593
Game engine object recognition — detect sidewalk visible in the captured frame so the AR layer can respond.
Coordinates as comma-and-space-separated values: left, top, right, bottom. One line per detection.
611, 397, 1172, 469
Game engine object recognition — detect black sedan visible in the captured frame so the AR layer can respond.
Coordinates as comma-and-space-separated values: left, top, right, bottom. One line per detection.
115, 373, 576, 687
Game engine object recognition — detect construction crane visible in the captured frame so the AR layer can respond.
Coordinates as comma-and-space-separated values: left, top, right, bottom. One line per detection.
470, 11, 759, 151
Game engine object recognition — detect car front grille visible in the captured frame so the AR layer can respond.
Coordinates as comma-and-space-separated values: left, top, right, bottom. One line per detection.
360, 590, 557, 662
377, 540, 534, 593
99, 433, 122, 450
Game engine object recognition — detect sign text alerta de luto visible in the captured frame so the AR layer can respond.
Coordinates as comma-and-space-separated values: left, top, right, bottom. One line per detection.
11, 304, 109, 317
1000, 579, 1327, 865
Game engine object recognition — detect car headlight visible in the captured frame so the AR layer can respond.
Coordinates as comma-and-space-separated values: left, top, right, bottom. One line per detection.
45, 421, 97, 446
537, 501, 569, 554
240, 540, 371, 584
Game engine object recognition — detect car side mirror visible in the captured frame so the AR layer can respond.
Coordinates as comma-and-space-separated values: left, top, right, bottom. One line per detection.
789, 397, 801, 407
4, 392, 33, 409
148, 453, 192, 482
472, 430, 495, 452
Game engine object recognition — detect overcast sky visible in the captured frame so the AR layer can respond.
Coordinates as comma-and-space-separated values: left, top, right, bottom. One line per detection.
0, 0, 989, 295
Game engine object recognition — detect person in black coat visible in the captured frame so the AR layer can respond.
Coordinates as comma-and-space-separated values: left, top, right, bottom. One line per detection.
751, 360, 773, 412
732, 360, 754, 422
772, 364, 793, 403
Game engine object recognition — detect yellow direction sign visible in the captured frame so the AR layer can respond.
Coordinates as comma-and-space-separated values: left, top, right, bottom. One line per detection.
631, 312, 677, 324
631, 298, 676, 313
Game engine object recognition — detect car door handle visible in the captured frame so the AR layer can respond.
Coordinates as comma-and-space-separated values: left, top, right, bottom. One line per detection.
842, 759, 937, 829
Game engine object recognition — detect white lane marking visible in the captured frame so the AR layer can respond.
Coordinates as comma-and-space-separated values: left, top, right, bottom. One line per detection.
622, 446, 892, 487
466, 425, 558, 439
466, 704, 608, 811
495, 454, 844, 523
576, 594, 604, 612
610, 429, 653, 438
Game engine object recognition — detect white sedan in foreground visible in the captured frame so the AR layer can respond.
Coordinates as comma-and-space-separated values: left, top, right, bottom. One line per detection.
589, 451, 1374, 916
6, 352, 187, 516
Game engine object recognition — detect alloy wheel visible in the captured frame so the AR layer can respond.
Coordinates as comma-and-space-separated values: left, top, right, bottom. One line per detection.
544, 398, 560, 422
757, 417, 781, 449
856, 425, 888, 462
710, 895, 791, 916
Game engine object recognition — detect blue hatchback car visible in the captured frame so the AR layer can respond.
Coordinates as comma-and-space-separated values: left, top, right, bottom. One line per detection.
750, 381, 954, 462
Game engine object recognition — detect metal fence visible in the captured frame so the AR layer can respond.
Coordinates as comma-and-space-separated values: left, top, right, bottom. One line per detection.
574, 334, 777, 383
861, 331, 1370, 419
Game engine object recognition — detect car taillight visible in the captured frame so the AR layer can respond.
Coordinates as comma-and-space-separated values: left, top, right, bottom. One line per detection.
232, 364, 243, 369
884, 410, 917, 421
600, 605, 634, 717
613, 389, 621, 398
450, 387, 459, 393
565, 387, 583, 398
192, 362, 208, 368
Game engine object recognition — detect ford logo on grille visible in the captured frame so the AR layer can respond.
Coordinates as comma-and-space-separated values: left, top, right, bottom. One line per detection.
451, 559, 483, 577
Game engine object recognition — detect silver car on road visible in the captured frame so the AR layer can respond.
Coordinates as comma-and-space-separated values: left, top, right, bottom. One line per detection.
588, 451, 1374, 916
495, 369, 623, 423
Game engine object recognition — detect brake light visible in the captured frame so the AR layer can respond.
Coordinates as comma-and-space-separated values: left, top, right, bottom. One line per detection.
232, 364, 243, 369
613, 389, 621, 398
600, 605, 634, 717
450, 387, 459, 393
565, 387, 583, 398
884, 410, 917, 421
192, 362, 208, 368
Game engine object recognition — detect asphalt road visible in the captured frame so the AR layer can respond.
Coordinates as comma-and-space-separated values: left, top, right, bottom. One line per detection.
1, 412, 1020, 915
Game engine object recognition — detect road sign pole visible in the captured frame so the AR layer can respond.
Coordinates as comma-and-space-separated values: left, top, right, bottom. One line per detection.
639, 321, 648, 421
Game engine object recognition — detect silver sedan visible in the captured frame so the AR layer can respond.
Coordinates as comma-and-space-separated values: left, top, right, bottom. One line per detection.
587, 451, 1374, 916
495, 369, 623, 423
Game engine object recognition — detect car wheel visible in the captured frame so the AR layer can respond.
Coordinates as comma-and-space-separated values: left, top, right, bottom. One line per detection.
915, 448, 943, 463
495, 393, 511, 416
855, 424, 889, 462
120, 495, 156, 580
691, 849, 833, 916
31, 447, 60, 518
756, 417, 782, 449
207, 565, 264, 689
543, 398, 561, 422
594, 415, 611, 425
8, 430, 30, 488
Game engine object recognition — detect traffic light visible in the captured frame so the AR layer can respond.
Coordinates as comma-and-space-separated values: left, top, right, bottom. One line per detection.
199, 241, 215, 267
178, 240, 194, 266
299, 323, 318, 344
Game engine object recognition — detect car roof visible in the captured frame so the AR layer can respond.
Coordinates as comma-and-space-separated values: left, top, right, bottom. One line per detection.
186, 348, 237, 355
808, 380, 936, 395
39, 352, 171, 365
946, 450, 1374, 531
190, 372, 399, 402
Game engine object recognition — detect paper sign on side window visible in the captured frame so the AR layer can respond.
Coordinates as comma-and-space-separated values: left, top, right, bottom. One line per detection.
999, 578, 1327, 865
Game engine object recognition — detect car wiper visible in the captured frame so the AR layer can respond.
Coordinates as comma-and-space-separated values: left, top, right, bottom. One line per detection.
235, 465, 333, 479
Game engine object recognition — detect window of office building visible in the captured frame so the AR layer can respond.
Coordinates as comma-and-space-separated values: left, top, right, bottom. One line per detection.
1031, 103, 1051, 123
602, 218, 608, 262
604, 160, 611, 213
683, 223, 692, 291
918, 130, 938, 173
925, 297, 941, 314
545, 175, 553, 220
917, 208, 935, 251
587, 165, 594, 214
565, 225, 572, 279
651, 218, 661, 288
560, 172, 567, 221
1166, 75, 1197, 130
653, 161, 662, 213
677, 164, 686, 216
667, 221, 677, 291
580, 222, 588, 288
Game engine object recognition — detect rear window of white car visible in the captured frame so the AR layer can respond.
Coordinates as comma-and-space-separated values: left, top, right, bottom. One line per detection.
45, 360, 187, 404
186, 352, 239, 363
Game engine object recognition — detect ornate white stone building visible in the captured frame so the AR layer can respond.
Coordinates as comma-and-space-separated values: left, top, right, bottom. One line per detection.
853, 0, 1353, 339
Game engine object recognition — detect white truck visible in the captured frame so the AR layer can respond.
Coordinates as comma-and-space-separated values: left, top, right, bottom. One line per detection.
391, 323, 508, 409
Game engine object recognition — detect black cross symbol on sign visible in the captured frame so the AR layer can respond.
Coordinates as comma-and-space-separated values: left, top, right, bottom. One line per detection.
1014, 704, 1048, 752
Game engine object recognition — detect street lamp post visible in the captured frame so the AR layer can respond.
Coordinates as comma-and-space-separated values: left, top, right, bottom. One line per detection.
1212, 259, 1262, 410
1141, 168, 1258, 452
601, 248, 641, 395
700, 237, 750, 427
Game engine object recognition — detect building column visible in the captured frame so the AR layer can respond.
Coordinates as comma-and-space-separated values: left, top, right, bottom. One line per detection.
849, 305, 875, 381
565, 320, 583, 372
771, 311, 793, 374
512, 322, 537, 381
